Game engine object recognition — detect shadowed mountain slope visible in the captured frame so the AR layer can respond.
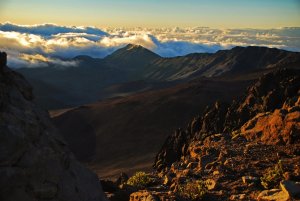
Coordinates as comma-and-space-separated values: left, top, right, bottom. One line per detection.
51, 74, 255, 179
17, 45, 300, 109
49, 46, 300, 179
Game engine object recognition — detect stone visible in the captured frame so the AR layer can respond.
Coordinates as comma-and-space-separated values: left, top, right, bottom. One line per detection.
130, 191, 160, 201
257, 189, 289, 201
230, 194, 246, 200
146, 194, 160, 201
183, 168, 192, 176
280, 180, 300, 197
242, 176, 259, 184
205, 179, 217, 190
190, 146, 202, 159
205, 160, 219, 170
170, 183, 178, 192
163, 174, 171, 185
213, 170, 220, 175
186, 162, 198, 169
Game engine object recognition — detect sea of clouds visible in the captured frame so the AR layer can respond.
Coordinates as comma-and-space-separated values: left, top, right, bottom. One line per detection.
0, 22, 299, 68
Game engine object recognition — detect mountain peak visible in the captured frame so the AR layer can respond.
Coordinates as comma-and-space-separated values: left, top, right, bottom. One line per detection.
125, 44, 143, 50
105, 43, 160, 63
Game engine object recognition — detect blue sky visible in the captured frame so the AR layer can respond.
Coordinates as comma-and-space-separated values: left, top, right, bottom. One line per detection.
1, 0, 299, 28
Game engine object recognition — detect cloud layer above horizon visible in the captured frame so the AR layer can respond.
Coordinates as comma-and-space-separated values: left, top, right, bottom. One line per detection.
1, 22, 300, 68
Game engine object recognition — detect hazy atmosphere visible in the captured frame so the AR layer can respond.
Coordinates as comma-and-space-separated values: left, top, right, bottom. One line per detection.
1, 0, 300, 68
1, 1, 300, 201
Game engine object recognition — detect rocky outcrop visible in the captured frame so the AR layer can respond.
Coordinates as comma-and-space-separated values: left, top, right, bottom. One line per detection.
153, 101, 229, 170
0, 52, 107, 201
224, 68, 300, 132
154, 68, 300, 170
129, 191, 160, 201
240, 96, 300, 145
153, 128, 189, 171
149, 68, 300, 200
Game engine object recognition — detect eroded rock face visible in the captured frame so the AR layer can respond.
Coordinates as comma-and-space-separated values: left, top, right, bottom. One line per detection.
154, 68, 300, 170
224, 68, 300, 132
241, 97, 300, 145
0, 53, 107, 201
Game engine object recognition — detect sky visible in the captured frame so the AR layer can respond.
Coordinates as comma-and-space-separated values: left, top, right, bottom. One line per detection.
1, 0, 300, 28
0, 0, 299, 68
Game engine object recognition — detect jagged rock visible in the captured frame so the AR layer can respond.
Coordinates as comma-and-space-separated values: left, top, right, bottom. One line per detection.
182, 169, 192, 177
145, 194, 160, 201
154, 68, 300, 171
170, 183, 178, 192
242, 176, 259, 185
195, 101, 229, 140
280, 180, 300, 198
224, 68, 300, 132
257, 189, 289, 201
154, 128, 189, 170
189, 145, 201, 159
241, 96, 300, 145
205, 179, 217, 190
163, 174, 172, 185
186, 162, 198, 169
213, 170, 220, 175
0, 53, 107, 201
151, 68, 300, 200
130, 191, 160, 201
230, 194, 246, 200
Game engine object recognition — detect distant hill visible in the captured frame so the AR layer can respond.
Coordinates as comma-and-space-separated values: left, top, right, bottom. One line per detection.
16, 45, 300, 109
145, 46, 300, 80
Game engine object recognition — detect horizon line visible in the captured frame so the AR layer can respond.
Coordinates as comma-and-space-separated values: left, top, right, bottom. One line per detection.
2, 21, 300, 30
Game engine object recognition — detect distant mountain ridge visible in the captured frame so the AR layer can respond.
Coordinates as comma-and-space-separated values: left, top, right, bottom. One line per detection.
146, 46, 300, 80
16, 45, 300, 109
41, 45, 300, 179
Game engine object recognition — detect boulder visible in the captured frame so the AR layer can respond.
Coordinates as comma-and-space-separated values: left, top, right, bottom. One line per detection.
205, 179, 217, 190
242, 176, 259, 185
130, 191, 160, 201
257, 189, 289, 201
163, 174, 172, 185
230, 194, 246, 200
0, 53, 107, 201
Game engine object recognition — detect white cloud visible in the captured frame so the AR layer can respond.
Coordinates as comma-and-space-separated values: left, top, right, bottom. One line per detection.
0, 22, 108, 37
0, 22, 299, 68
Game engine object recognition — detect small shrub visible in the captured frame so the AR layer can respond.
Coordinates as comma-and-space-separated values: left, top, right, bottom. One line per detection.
127, 172, 154, 189
260, 160, 284, 189
178, 179, 208, 200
